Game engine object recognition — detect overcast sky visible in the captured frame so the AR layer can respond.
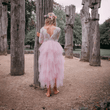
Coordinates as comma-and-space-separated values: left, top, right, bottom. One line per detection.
54, 0, 110, 24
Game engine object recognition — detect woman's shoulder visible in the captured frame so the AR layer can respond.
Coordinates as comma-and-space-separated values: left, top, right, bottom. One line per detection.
55, 27, 61, 32
40, 27, 44, 30
40, 27, 45, 33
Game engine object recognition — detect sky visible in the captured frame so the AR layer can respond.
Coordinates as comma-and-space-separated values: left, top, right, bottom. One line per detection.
54, 0, 110, 24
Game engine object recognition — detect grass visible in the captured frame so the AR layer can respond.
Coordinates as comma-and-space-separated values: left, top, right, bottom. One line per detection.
73, 49, 110, 56
100, 49, 110, 56
73, 49, 81, 54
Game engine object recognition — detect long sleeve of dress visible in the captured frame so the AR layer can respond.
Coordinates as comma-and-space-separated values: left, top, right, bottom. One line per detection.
56, 28, 61, 41
39, 28, 44, 44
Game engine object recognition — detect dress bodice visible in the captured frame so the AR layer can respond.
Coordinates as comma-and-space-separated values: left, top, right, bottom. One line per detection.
39, 26, 61, 44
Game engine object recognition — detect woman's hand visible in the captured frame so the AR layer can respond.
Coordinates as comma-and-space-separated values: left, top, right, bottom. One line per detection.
37, 32, 40, 37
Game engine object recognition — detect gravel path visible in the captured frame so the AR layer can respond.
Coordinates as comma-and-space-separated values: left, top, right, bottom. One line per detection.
0, 54, 110, 110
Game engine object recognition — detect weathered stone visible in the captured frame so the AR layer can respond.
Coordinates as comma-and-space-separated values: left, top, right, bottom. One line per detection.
0, 0, 2, 54
2, 0, 9, 6
80, 0, 101, 65
89, 0, 101, 66
0, 1, 2, 16
0, 4, 8, 55
82, 0, 89, 5
91, 4, 99, 20
64, 5, 76, 58
65, 5, 75, 28
34, 0, 53, 86
82, 0, 85, 5
11, 0, 25, 75
80, 0, 90, 61
64, 25, 74, 58
89, 0, 101, 8
0, 35, 7, 55
89, 19, 101, 66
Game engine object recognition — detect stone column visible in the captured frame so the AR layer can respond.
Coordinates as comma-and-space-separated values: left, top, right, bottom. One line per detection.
11, 0, 25, 75
34, 0, 53, 87
0, 0, 2, 54
80, 0, 90, 61
64, 5, 76, 58
0, 1, 8, 55
89, 0, 101, 66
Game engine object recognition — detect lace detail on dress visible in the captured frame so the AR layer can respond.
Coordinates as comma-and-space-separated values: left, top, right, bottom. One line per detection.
39, 27, 61, 44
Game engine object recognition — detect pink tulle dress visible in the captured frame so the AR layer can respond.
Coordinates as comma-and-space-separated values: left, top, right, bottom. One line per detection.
38, 27, 64, 88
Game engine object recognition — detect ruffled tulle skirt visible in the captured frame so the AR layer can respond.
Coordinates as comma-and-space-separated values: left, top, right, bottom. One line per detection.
38, 40, 64, 88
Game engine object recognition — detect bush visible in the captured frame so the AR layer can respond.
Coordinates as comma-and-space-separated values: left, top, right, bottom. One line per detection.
25, 28, 36, 49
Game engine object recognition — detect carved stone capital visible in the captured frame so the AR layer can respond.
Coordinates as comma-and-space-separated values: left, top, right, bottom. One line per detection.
91, 4, 100, 20
89, 0, 101, 8
65, 5, 76, 27
82, 0, 89, 5
2, 0, 9, 6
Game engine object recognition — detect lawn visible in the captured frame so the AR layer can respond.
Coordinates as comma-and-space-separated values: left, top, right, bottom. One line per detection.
73, 49, 110, 56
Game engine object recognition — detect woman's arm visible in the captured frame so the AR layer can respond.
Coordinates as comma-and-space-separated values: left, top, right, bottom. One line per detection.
56, 28, 61, 41
37, 32, 40, 37
38, 28, 44, 44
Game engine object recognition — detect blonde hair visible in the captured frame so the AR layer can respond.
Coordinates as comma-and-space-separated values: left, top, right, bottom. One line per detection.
44, 12, 57, 26
45, 17, 56, 26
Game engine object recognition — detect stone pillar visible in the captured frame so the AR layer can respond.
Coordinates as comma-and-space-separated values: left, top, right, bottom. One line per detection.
89, 0, 101, 66
0, 1, 8, 55
0, 0, 2, 54
34, 0, 53, 87
80, 0, 90, 61
11, 0, 25, 75
64, 5, 76, 58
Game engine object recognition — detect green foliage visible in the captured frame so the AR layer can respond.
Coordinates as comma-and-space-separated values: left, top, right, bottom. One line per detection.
53, 8, 66, 45
7, 1, 82, 49
7, 0, 36, 46
7, 12, 11, 49
73, 13, 82, 44
25, 0, 36, 34
25, 28, 36, 49
99, 18, 110, 45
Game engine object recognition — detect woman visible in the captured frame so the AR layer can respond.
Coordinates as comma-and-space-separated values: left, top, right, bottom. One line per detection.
37, 12, 64, 97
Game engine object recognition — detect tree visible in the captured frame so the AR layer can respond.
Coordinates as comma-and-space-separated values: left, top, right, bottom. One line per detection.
99, 18, 110, 48
73, 13, 82, 45
53, 7, 66, 45
25, 0, 36, 34
25, 28, 35, 49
